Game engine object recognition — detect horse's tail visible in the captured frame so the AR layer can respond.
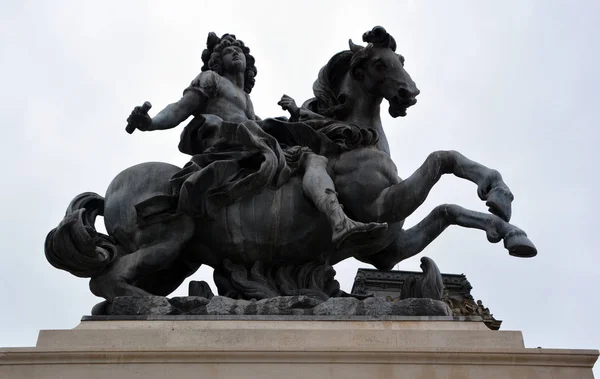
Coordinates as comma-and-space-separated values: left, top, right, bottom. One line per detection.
45, 192, 119, 278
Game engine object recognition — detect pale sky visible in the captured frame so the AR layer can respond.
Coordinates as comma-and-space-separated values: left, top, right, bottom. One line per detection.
0, 0, 598, 374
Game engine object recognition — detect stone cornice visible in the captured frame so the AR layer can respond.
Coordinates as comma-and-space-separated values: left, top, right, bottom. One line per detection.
1, 348, 598, 368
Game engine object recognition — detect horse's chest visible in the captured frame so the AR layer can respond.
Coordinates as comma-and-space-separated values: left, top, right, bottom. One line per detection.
332, 149, 399, 202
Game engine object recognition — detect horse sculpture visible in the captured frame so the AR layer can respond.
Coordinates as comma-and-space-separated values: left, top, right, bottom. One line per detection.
45, 27, 536, 307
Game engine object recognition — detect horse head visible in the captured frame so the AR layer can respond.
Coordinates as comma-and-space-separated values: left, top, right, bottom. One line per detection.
348, 26, 420, 118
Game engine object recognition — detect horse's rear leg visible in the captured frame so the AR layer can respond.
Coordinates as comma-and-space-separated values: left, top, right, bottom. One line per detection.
90, 215, 195, 301
358, 204, 536, 271
372, 150, 514, 224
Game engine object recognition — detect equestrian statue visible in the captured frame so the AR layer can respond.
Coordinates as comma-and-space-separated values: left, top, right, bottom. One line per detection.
45, 27, 536, 310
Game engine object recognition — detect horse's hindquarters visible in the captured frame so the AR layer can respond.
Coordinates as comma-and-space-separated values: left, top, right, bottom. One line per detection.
104, 162, 183, 248
191, 177, 333, 267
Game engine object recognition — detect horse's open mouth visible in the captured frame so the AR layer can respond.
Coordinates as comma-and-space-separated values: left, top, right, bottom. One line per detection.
389, 95, 417, 117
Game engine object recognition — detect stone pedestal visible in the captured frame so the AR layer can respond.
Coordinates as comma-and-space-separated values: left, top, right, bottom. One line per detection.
1, 316, 597, 378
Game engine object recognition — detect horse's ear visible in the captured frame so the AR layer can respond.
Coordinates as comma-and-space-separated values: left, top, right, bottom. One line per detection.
349, 39, 364, 53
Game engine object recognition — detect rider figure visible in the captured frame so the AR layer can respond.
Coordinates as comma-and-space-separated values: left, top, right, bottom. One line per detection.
127, 32, 386, 248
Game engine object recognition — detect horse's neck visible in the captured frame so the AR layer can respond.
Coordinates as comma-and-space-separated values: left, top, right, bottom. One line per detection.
340, 76, 390, 155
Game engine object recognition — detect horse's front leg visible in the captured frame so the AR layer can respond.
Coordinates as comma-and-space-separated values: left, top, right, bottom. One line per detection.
358, 204, 537, 271
372, 150, 513, 223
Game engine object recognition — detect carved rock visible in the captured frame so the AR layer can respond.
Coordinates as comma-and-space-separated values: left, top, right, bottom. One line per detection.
312, 297, 360, 316
362, 297, 393, 317
255, 296, 323, 315
112, 296, 177, 315
106, 295, 453, 317
206, 296, 250, 315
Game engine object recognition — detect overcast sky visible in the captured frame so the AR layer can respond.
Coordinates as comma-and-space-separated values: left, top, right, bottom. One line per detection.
1, 0, 598, 372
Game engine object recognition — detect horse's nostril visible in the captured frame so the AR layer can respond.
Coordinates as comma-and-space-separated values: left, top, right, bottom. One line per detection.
398, 87, 420, 98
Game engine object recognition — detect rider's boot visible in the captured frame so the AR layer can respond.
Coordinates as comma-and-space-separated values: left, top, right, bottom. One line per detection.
316, 188, 388, 249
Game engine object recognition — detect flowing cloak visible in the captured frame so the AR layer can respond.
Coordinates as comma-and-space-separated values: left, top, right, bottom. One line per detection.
136, 71, 378, 222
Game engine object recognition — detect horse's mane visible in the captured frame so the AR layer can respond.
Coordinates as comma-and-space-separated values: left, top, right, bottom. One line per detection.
305, 26, 397, 119
304, 50, 355, 119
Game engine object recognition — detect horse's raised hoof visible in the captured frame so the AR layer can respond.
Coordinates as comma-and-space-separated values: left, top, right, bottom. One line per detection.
486, 187, 513, 222
334, 221, 388, 250
503, 229, 537, 258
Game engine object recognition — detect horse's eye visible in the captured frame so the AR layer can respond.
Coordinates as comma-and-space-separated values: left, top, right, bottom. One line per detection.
374, 60, 387, 71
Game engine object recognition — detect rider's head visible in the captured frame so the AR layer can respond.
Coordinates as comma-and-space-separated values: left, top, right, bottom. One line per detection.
201, 33, 257, 94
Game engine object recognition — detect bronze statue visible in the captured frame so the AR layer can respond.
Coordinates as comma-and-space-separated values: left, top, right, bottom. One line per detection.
45, 27, 536, 309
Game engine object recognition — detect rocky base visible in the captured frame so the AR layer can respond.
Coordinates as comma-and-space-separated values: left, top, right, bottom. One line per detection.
95, 295, 452, 317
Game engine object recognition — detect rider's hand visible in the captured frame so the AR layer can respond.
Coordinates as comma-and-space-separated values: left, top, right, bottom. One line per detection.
126, 104, 152, 132
278, 94, 300, 116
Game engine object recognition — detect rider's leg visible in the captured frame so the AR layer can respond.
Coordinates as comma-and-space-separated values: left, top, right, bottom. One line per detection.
302, 153, 387, 248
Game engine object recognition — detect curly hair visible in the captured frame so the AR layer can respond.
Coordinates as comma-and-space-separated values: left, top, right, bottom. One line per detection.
200, 32, 257, 94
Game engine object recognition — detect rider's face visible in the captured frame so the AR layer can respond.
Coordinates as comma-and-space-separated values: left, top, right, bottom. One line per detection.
221, 45, 246, 73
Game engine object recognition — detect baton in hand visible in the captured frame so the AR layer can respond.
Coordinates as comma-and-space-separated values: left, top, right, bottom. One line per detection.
125, 101, 152, 134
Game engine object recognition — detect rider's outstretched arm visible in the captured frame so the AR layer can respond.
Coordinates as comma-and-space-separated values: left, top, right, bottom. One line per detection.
149, 91, 203, 131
